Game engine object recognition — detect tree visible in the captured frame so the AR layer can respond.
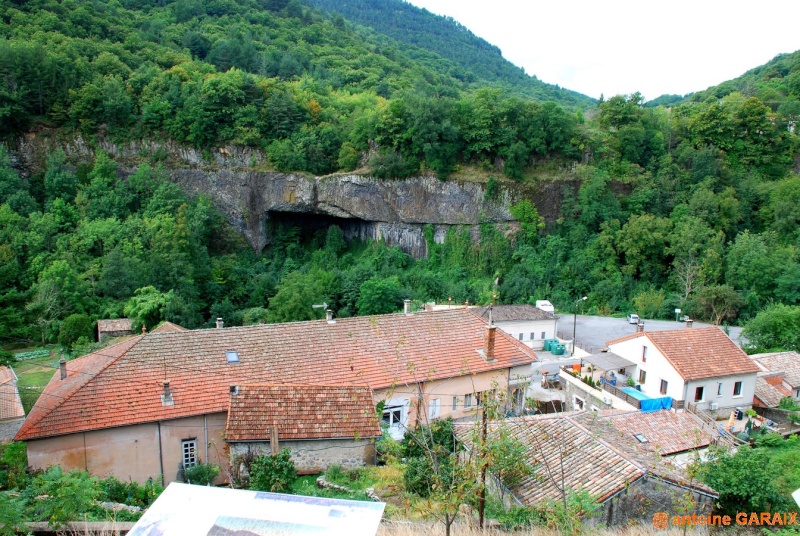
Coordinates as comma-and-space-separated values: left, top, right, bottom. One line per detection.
356, 276, 402, 315
742, 304, 800, 353
124, 286, 175, 333
692, 284, 742, 325
58, 313, 92, 349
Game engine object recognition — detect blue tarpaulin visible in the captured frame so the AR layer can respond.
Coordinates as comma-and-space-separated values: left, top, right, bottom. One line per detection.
639, 396, 673, 413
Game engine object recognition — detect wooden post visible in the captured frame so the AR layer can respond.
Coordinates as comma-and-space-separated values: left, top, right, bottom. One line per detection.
478, 407, 488, 529
270, 423, 280, 455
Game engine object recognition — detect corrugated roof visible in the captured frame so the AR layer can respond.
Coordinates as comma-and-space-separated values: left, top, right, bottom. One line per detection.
472, 304, 555, 322
17, 309, 536, 441
606, 327, 759, 381
0, 366, 24, 421
751, 352, 800, 388
226, 385, 381, 441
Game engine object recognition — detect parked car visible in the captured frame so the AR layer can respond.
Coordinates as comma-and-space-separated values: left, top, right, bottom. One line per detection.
626, 313, 640, 324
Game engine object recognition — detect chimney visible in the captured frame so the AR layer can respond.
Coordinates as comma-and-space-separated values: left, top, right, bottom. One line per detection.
326, 309, 334, 324
404, 299, 411, 315
685, 318, 693, 328
162, 380, 174, 406
59, 358, 67, 380
637, 321, 644, 333
216, 318, 224, 329
484, 326, 496, 361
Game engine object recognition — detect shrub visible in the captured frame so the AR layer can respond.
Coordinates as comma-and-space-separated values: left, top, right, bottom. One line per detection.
58, 314, 93, 349
249, 449, 297, 493
183, 461, 220, 486
0, 441, 28, 490
401, 417, 456, 459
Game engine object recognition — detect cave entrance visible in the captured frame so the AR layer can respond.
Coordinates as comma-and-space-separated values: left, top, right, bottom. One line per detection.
265, 210, 371, 245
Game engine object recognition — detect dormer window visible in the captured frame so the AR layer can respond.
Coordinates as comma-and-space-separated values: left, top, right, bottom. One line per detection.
226, 350, 240, 364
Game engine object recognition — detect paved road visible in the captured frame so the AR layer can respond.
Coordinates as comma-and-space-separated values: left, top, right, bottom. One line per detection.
556, 315, 745, 353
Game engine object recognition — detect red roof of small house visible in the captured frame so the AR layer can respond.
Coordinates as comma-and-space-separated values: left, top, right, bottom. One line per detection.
0, 366, 25, 421
16, 309, 536, 441
606, 327, 759, 381
151, 321, 188, 334
226, 385, 381, 441
751, 352, 800, 388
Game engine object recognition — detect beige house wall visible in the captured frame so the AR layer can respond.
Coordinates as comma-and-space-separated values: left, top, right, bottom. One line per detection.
26, 413, 228, 485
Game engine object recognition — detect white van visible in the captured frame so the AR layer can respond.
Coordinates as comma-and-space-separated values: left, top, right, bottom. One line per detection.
626, 313, 640, 324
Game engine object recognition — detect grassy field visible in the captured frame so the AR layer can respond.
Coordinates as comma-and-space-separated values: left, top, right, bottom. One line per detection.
11, 348, 59, 413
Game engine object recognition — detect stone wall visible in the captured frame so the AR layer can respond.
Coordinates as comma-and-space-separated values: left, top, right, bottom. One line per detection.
230, 438, 376, 473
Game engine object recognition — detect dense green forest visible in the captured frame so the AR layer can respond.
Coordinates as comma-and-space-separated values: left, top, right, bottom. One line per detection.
303, 0, 594, 107
1, 0, 800, 349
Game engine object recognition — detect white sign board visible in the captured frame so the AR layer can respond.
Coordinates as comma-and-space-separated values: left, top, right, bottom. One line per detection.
128, 482, 385, 536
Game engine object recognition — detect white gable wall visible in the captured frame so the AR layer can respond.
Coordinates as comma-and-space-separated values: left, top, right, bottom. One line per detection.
494, 319, 557, 349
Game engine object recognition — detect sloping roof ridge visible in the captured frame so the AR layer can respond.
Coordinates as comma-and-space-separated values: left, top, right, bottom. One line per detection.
16, 336, 143, 439
564, 414, 648, 473
605, 331, 649, 346
237, 383, 373, 388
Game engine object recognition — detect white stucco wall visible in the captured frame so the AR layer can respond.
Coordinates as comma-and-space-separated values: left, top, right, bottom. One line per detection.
608, 337, 684, 400
685, 374, 756, 411
494, 319, 557, 349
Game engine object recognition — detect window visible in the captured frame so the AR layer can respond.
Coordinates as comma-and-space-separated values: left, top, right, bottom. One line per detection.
530, 332, 535, 340
452, 396, 458, 411
660, 379, 668, 395
428, 399, 441, 419
717, 382, 723, 396
382, 406, 403, 427
225, 350, 239, 364
573, 396, 585, 411
733, 381, 743, 396
518, 333, 524, 341
694, 386, 704, 402
182, 439, 197, 469
464, 393, 474, 409
642, 346, 648, 363
633, 433, 648, 443
638, 370, 647, 384
541, 331, 546, 340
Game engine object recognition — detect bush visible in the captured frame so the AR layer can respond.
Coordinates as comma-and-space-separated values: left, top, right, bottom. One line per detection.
98, 476, 163, 508
0, 441, 28, 490
401, 417, 456, 459
183, 461, 220, 486
58, 314, 93, 349
249, 449, 297, 493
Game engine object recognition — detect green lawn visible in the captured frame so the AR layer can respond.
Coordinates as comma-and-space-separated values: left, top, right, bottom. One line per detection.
11, 348, 59, 413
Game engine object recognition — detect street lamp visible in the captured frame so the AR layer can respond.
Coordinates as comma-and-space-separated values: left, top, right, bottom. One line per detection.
571, 296, 587, 357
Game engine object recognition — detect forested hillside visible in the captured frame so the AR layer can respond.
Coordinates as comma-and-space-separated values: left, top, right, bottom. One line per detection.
0, 0, 799, 349
303, 0, 594, 107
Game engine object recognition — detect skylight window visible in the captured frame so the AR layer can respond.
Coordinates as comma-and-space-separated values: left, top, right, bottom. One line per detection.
633, 433, 648, 443
226, 350, 240, 364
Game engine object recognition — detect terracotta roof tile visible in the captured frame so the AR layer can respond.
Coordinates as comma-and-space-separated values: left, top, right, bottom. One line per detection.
754, 375, 789, 407
0, 366, 24, 421
456, 415, 645, 505
151, 321, 188, 334
607, 327, 759, 381
751, 352, 800, 388
472, 305, 555, 322
17, 309, 537, 441
226, 385, 381, 441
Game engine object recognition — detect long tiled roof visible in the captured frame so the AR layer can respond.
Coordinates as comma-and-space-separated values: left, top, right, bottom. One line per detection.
473, 305, 555, 322
457, 414, 645, 505
226, 385, 381, 441
97, 318, 133, 333
606, 327, 759, 381
751, 352, 800, 388
17, 309, 536, 441
0, 366, 24, 421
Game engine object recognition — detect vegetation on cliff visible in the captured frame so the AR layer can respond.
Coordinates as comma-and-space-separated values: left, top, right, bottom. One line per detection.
0, 0, 800, 350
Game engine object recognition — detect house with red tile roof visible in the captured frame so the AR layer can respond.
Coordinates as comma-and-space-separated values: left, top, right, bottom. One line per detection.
606, 327, 759, 412
472, 304, 558, 350
750, 351, 800, 408
16, 308, 536, 485
226, 385, 381, 476
0, 365, 25, 441
455, 410, 716, 526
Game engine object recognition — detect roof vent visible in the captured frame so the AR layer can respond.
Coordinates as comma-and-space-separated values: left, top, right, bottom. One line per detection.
404, 299, 412, 315
685, 318, 694, 328
216, 318, 224, 329
161, 380, 174, 406
59, 357, 67, 380
226, 350, 240, 364
326, 309, 335, 324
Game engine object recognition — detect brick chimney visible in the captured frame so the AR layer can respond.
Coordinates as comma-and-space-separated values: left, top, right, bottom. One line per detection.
59, 357, 67, 380
484, 326, 496, 361
404, 299, 411, 315
637, 321, 645, 333
685, 318, 693, 328
326, 309, 334, 324
216, 318, 224, 329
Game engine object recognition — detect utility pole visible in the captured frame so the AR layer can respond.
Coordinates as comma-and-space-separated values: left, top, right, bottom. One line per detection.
478, 407, 488, 529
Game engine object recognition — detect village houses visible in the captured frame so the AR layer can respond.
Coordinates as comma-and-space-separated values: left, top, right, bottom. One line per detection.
15, 308, 537, 485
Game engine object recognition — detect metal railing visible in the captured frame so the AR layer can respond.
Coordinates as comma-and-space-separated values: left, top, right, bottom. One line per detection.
601, 381, 641, 410
686, 402, 745, 447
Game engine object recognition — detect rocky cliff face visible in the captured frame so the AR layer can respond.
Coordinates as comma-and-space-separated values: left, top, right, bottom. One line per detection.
10, 134, 564, 257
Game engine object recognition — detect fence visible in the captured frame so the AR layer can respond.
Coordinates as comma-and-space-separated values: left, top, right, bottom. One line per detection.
601, 382, 641, 410
686, 402, 743, 447
556, 332, 598, 355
